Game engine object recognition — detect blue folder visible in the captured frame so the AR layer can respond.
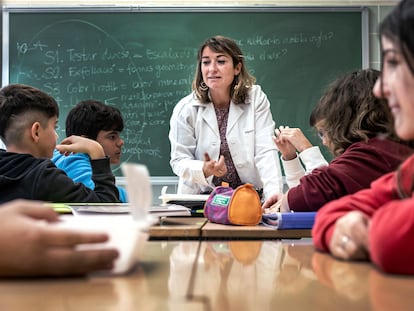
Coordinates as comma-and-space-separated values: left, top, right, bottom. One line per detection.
261, 212, 316, 229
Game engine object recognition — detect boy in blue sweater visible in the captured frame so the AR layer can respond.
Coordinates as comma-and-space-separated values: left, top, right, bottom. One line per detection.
53, 100, 128, 202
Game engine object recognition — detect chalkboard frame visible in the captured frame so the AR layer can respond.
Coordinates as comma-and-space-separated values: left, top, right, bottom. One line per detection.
1, 6, 369, 183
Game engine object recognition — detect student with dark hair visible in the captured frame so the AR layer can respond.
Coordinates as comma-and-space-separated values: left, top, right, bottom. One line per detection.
312, 0, 414, 275
0, 84, 119, 203
169, 35, 283, 200
52, 100, 127, 202
263, 68, 413, 212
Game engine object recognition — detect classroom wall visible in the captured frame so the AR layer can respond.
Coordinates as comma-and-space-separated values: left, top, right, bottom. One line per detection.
1, 0, 397, 203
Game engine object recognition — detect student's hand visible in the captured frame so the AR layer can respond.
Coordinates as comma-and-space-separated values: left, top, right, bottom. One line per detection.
329, 211, 370, 261
56, 135, 105, 160
202, 153, 227, 178
277, 126, 313, 153
274, 127, 297, 160
262, 192, 290, 213
0, 200, 119, 277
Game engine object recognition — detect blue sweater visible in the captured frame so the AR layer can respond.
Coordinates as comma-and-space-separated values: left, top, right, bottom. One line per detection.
52, 150, 128, 202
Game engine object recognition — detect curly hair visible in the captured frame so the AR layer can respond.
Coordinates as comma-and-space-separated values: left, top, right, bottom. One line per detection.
309, 69, 398, 157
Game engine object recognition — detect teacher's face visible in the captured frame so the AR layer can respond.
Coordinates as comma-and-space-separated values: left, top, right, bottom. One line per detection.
373, 36, 414, 141
201, 46, 241, 93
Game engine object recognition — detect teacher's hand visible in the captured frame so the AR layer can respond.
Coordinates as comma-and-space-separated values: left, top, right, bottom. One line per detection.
203, 153, 227, 178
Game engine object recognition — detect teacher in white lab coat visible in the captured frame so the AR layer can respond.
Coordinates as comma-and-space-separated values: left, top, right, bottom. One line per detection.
169, 35, 283, 200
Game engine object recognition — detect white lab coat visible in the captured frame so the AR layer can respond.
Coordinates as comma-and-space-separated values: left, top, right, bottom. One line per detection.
169, 85, 283, 200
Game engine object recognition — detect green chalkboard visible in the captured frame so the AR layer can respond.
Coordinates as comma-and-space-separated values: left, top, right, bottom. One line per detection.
4, 7, 366, 176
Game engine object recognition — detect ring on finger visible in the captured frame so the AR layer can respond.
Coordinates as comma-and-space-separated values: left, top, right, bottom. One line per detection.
340, 235, 350, 249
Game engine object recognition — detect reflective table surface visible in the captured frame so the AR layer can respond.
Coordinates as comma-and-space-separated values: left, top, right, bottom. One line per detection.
1, 239, 414, 311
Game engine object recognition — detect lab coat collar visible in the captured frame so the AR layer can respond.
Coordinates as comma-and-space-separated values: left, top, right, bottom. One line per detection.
227, 102, 244, 133
202, 103, 219, 136
201, 101, 245, 136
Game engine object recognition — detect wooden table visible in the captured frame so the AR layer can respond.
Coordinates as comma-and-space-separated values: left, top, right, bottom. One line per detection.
1, 239, 414, 310
64, 207, 312, 240
149, 217, 311, 240
201, 221, 312, 239
148, 217, 207, 240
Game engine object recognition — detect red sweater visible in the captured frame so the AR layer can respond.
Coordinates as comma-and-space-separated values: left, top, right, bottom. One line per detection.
312, 154, 414, 274
288, 137, 413, 212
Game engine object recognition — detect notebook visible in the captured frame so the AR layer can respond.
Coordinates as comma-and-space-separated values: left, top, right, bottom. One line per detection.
66, 203, 190, 217
159, 186, 208, 216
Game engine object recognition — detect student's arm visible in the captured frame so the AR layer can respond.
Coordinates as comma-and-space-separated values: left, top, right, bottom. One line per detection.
117, 186, 128, 203
274, 127, 328, 188
312, 172, 395, 255
278, 146, 328, 189
49, 135, 120, 202
52, 151, 95, 190
89, 157, 121, 201
273, 128, 305, 188
0, 200, 118, 277
53, 151, 127, 202
298, 146, 329, 174
280, 156, 305, 188
276, 127, 313, 154
369, 198, 414, 274
367, 155, 414, 274
55, 135, 105, 160
34, 158, 120, 203
286, 141, 401, 212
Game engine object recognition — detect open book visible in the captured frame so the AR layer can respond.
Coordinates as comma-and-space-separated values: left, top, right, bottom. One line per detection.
149, 204, 191, 217
159, 186, 208, 215
56, 202, 191, 217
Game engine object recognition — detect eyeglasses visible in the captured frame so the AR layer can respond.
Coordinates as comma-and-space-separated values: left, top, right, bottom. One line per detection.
317, 130, 325, 140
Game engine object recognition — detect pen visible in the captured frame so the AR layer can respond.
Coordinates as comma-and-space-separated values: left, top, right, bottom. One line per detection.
46, 203, 73, 214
